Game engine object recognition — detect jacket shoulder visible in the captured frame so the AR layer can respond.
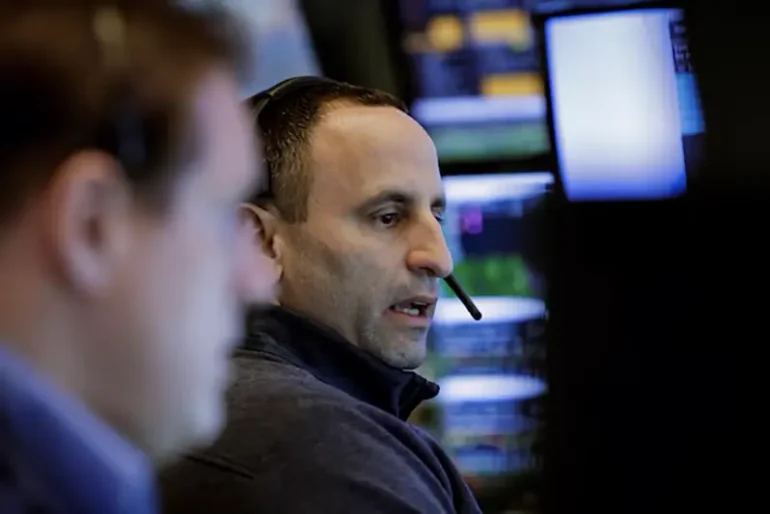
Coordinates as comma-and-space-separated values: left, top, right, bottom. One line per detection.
160, 356, 456, 513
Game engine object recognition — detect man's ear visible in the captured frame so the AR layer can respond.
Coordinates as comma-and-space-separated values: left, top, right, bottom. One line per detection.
240, 203, 283, 276
44, 150, 131, 295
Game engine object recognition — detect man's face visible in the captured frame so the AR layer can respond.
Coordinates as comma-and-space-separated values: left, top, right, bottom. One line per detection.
93, 69, 267, 458
277, 105, 453, 370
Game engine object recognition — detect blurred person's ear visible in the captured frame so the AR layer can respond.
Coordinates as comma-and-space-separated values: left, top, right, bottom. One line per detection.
46, 150, 131, 295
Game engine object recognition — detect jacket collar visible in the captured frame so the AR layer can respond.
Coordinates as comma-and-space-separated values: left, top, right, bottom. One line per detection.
241, 307, 439, 420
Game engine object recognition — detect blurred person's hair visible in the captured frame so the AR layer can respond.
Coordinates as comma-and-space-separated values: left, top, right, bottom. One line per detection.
0, 0, 251, 225
247, 80, 407, 223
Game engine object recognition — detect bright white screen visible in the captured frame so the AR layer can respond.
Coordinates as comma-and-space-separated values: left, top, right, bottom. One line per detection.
546, 8, 689, 200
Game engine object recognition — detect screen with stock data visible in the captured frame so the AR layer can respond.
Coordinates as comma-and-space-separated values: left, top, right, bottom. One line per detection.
398, 0, 549, 163
413, 172, 551, 508
396, 0, 658, 164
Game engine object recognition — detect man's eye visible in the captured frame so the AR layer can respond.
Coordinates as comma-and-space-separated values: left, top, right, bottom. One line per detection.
434, 211, 445, 224
376, 213, 400, 227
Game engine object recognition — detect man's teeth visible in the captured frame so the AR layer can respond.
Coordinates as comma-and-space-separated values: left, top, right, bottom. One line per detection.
392, 304, 423, 316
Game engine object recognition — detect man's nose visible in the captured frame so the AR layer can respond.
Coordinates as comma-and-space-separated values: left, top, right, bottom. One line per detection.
405, 217, 454, 278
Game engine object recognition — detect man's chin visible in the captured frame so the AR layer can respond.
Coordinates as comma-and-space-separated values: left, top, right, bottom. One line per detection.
383, 341, 428, 370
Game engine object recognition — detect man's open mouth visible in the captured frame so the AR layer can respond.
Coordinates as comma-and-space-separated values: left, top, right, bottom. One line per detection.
388, 298, 434, 317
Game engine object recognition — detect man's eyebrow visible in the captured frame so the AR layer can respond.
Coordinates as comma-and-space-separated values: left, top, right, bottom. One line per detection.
358, 190, 413, 211
358, 190, 447, 211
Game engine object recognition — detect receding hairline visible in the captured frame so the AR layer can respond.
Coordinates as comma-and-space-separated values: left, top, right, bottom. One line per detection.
306, 99, 413, 147
308, 100, 433, 159
294, 101, 417, 196
255, 87, 410, 223
299, 102, 442, 214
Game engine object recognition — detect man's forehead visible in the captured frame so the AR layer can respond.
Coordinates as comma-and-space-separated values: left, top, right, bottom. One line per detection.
313, 105, 432, 158
309, 105, 443, 203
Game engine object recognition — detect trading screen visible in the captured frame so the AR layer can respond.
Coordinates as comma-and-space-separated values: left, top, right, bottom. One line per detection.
396, 0, 658, 164
398, 0, 549, 163
414, 172, 551, 511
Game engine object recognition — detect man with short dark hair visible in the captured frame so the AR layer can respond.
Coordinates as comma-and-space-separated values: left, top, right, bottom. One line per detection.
161, 77, 482, 513
0, 3, 273, 513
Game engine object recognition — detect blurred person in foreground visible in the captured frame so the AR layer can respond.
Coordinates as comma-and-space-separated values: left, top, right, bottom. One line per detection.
0, 2, 273, 513
160, 77, 482, 513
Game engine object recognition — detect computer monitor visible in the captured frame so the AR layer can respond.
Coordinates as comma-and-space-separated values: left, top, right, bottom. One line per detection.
396, 0, 550, 165
414, 172, 552, 510
541, 5, 704, 200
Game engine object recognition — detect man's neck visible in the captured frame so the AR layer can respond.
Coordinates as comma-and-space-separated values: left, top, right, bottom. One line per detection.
0, 270, 92, 421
